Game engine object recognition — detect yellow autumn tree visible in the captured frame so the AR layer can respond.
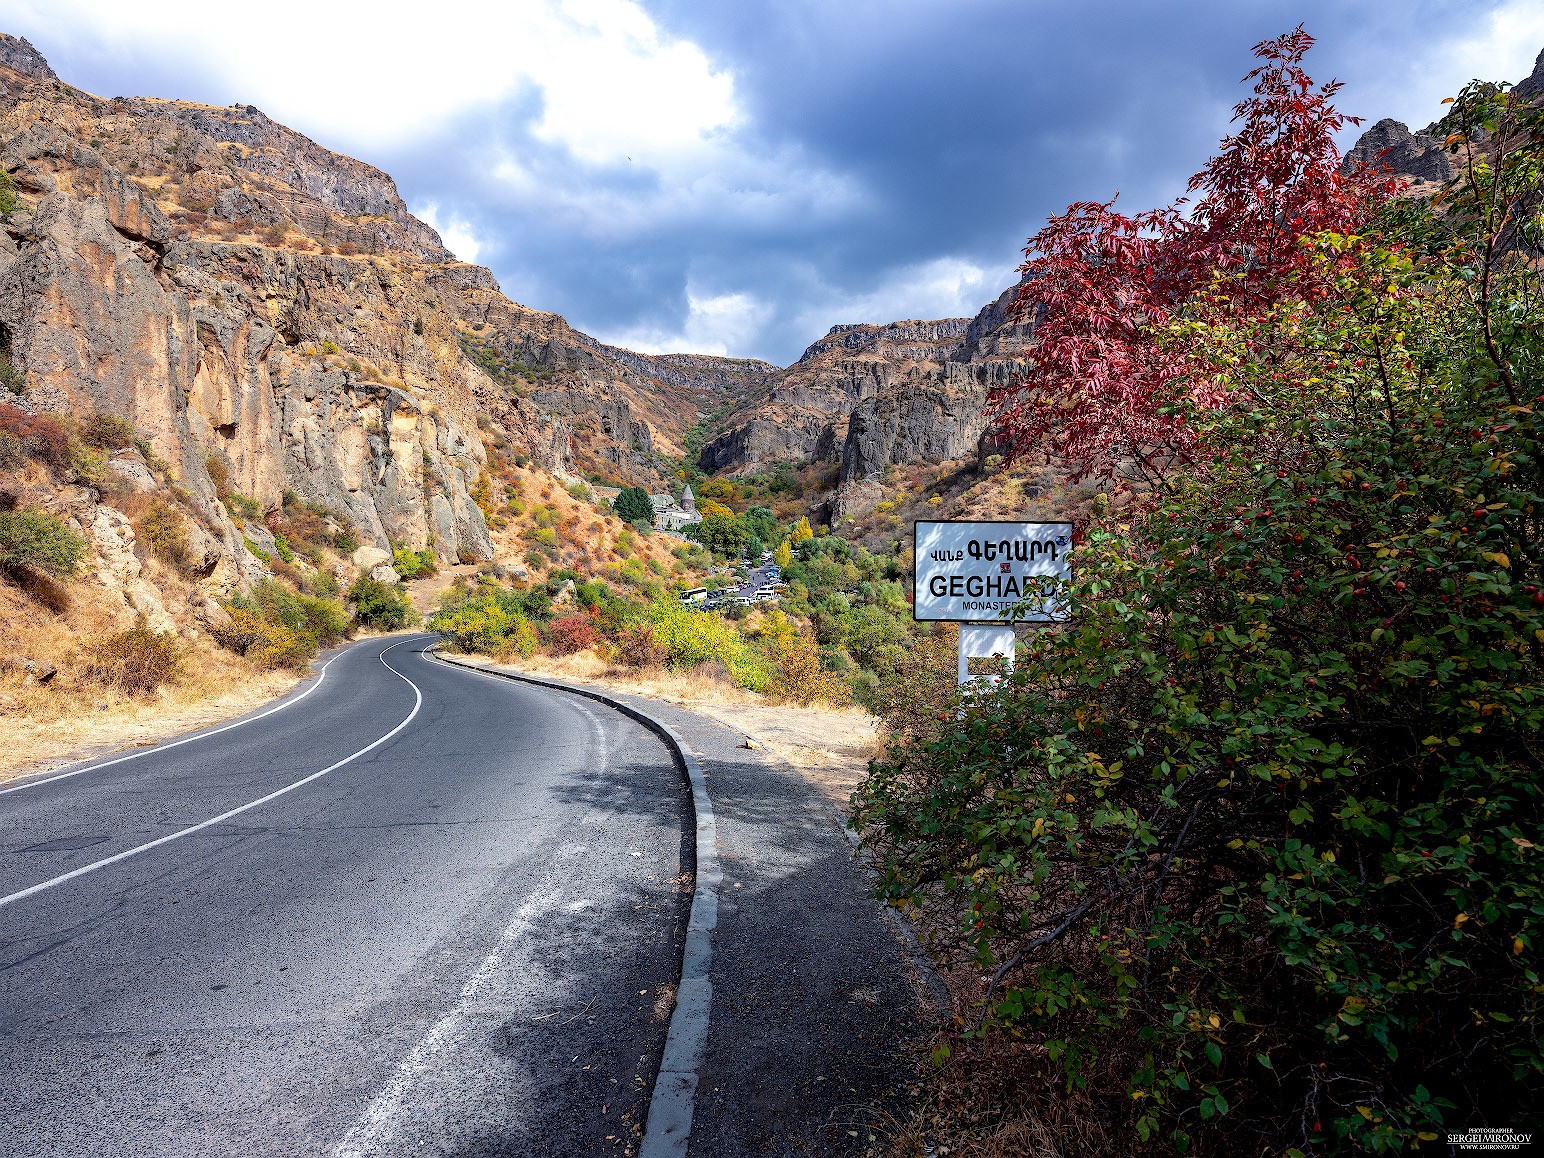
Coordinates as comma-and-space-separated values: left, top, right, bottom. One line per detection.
773, 538, 792, 568
790, 516, 814, 543
757, 612, 848, 706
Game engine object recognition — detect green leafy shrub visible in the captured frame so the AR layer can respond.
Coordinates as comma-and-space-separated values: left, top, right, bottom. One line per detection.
273, 534, 295, 564
0, 508, 88, 578
226, 493, 262, 520
81, 621, 182, 695
638, 598, 768, 689
392, 545, 437, 579
428, 592, 535, 657
213, 579, 351, 670
0, 169, 21, 222
348, 575, 411, 630
757, 614, 849, 705
0, 355, 25, 397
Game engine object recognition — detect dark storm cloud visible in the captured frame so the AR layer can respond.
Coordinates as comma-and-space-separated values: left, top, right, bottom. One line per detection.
373, 0, 1506, 362
12, 1, 1528, 364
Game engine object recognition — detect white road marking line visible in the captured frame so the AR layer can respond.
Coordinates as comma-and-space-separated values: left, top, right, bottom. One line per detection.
0, 637, 427, 913
429, 652, 613, 774
335, 655, 620, 1156
430, 652, 719, 1158
0, 642, 351, 798
332, 886, 564, 1158
571, 699, 612, 776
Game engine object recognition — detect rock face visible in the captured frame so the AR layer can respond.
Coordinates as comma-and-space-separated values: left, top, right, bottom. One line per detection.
0, 30, 776, 606
1515, 47, 1544, 103
698, 316, 979, 473
1341, 118, 1455, 187
0, 34, 54, 83
699, 283, 1036, 518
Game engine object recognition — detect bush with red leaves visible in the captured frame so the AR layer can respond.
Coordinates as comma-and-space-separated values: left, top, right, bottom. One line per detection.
0, 403, 71, 473
545, 612, 598, 656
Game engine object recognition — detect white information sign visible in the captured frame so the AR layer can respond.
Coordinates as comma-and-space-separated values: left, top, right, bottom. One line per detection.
913, 520, 1073, 623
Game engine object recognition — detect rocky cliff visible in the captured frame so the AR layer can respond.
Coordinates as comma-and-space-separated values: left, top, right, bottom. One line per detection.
698, 283, 1035, 517
0, 32, 769, 637
699, 315, 978, 473
1342, 47, 1544, 190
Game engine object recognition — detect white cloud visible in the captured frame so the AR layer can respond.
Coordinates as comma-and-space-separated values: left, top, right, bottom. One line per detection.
793, 255, 1015, 341
415, 202, 483, 264
4, 0, 737, 158
1348, 0, 1544, 130
603, 288, 772, 356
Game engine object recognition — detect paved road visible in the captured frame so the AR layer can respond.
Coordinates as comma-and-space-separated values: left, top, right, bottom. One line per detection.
0, 635, 691, 1156
451, 659, 931, 1156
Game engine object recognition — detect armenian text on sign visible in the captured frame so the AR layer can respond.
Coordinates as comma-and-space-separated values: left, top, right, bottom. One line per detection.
913, 520, 1073, 623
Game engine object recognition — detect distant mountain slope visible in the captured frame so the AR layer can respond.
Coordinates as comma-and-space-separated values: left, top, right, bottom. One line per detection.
0, 30, 771, 580
697, 282, 1035, 518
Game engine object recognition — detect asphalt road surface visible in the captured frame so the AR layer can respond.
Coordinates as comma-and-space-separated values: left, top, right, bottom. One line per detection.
0, 634, 692, 1156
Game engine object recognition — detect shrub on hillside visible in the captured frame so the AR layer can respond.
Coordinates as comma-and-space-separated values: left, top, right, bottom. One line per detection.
613, 621, 669, 669
212, 579, 351, 670
546, 612, 597, 655
492, 615, 538, 661
0, 508, 89, 578
864, 626, 956, 736
392, 545, 437, 579
0, 403, 71, 472
137, 499, 190, 569
758, 614, 850, 706
79, 412, 138, 450
348, 576, 411, 630
81, 620, 182, 695
428, 592, 535, 657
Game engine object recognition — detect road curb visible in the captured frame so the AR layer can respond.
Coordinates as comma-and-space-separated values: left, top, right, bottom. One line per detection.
430, 649, 718, 1158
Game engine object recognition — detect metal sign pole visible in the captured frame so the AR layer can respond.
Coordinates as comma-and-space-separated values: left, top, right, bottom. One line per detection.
957, 622, 1018, 688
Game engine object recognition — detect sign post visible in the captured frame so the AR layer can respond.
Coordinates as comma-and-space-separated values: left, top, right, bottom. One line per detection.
912, 520, 1073, 687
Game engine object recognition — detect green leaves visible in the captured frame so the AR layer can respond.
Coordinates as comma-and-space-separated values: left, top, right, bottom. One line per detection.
852, 53, 1544, 1154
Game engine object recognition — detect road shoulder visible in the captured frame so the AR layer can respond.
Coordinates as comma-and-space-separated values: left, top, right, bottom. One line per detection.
438, 653, 936, 1156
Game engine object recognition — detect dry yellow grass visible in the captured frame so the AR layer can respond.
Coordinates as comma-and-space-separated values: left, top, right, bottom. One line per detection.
0, 562, 302, 783
0, 659, 300, 783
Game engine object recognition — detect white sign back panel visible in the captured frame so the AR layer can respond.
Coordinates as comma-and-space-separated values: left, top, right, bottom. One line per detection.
913, 520, 1073, 623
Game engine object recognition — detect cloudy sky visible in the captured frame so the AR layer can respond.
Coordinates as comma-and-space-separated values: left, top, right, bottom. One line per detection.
6, 1, 1542, 364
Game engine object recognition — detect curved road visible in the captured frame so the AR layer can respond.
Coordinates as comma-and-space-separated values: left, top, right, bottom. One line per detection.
0, 634, 691, 1156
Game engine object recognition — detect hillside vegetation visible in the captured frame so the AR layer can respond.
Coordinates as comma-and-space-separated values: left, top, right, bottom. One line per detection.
856, 32, 1543, 1154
